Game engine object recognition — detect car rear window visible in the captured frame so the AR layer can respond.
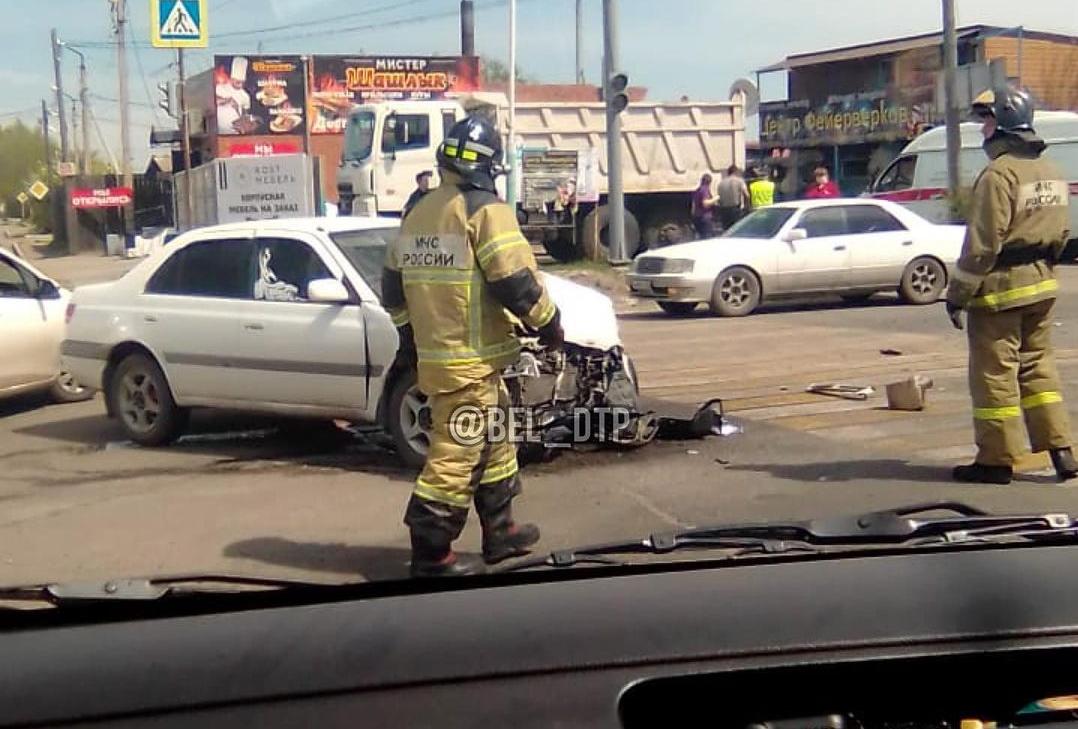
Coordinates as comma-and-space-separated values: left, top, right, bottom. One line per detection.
330, 227, 397, 297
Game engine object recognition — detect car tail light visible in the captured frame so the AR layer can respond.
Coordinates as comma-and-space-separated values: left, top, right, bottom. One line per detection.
65, 303, 76, 324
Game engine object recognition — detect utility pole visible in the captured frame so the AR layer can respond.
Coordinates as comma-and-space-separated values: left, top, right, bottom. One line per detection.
40, 99, 51, 178
114, 0, 132, 186
575, 0, 584, 84
178, 49, 193, 231
602, 0, 627, 263
460, 0, 475, 56
50, 29, 70, 162
66, 45, 91, 176
506, 0, 517, 208
941, 0, 961, 200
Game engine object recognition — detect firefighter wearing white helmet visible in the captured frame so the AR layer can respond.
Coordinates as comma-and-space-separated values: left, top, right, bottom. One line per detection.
382, 114, 564, 577
945, 84, 1076, 484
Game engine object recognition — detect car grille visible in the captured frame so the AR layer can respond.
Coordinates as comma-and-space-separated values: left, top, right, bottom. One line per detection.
635, 257, 664, 275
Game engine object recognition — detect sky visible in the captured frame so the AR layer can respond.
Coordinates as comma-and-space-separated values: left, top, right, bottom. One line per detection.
0, 0, 1075, 170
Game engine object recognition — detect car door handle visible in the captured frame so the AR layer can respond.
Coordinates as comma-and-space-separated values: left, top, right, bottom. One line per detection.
902, 240, 914, 246
244, 323, 264, 331
143, 315, 157, 323
834, 245, 846, 251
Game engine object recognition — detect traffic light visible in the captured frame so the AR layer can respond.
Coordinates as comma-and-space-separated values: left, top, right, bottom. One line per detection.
607, 72, 629, 114
157, 81, 177, 118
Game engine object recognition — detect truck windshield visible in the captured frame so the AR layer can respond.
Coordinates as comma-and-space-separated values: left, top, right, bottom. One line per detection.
330, 227, 395, 294
344, 112, 377, 162
722, 208, 796, 239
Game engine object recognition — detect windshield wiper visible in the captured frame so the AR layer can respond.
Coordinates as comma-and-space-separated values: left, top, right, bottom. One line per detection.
501, 501, 1075, 572
0, 574, 336, 608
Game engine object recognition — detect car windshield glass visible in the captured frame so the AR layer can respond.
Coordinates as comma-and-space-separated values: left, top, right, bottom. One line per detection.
722, 208, 796, 238
330, 227, 395, 294
343, 111, 376, 161
8, 4, 1078, 613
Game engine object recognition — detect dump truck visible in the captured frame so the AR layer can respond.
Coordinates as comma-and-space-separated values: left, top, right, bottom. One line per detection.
336, 93, 746, 260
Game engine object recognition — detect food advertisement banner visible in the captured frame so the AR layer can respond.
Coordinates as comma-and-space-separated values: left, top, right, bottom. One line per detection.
213, 55, 307, 137
308, 56, 480, 135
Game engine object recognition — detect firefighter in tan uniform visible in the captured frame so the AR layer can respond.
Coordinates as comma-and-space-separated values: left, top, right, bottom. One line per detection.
382, 115, 564, 576
945, 85, 1077, 484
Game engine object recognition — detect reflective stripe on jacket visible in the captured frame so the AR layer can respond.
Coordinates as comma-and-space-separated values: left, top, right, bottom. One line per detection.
381, 170, 556, 395
946, 137, 1071, 312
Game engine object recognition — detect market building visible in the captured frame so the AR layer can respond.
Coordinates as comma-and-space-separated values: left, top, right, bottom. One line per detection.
756, 25, 1078, 197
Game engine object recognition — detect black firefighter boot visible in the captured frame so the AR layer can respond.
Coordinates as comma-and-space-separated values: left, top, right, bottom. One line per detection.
1050, 448, 1078, 482
952, 462, 1013, 485
404, 495, 484, 578
475, 477, 541, 565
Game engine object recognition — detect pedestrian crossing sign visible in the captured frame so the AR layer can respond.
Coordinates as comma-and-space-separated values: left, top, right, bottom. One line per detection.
151, 0, 207, 49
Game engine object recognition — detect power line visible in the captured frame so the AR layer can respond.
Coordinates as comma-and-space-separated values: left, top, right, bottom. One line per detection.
128, 21, 165, 124
212, 0, 434, 39
214, 0, 520, 47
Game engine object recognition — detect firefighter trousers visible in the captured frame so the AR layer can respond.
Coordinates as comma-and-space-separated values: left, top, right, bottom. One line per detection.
968, 297, 1072, 466
410, 372, 520, 513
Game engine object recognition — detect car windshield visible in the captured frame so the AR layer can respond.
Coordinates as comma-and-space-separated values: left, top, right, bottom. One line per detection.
5, 3, 1078, 629
343, 111, 376, 162
721, 207, 796, 238
329, 227, 394, 293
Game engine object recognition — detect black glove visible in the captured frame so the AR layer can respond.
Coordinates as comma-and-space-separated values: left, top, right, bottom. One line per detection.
536, 309, 565, 351
396, 323, 418, 367
946, 302, 964, 331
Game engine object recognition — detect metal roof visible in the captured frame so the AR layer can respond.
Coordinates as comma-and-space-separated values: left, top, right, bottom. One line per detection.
756, 25, 1074, 73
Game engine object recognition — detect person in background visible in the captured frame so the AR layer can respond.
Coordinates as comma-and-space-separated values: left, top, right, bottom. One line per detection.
402, 170, 434, 220
804, 166, 841, 199
716, 165, 750, 230
691, 173, 718, 238
776, 149, 799, 201
748, 167, 776, 209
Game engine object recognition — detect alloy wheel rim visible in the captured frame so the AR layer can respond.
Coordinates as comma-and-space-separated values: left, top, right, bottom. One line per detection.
118, 370, 161, 435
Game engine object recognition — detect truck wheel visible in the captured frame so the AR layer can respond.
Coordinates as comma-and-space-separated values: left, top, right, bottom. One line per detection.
540, 228, 581, 262
386, 370, 431, 469
582, 206, 642, 259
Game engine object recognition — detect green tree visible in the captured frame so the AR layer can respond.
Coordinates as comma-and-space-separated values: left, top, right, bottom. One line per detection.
480, 56, 536, 86
0, 120, 55, 231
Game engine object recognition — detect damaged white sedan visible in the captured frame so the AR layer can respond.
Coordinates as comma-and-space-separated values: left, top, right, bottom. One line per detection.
62, 217, 653, 466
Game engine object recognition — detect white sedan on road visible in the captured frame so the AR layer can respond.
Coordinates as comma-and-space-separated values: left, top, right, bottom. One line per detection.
62, 216, 637, 465
627, 199, 966, 316
0, 247, 92, 404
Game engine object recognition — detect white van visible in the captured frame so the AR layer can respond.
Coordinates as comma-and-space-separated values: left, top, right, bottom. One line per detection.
867, 111, 1078, 248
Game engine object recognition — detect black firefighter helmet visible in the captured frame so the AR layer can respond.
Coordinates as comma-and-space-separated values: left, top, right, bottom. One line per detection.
437, 115, 505, 192
971, 85, 1035, 133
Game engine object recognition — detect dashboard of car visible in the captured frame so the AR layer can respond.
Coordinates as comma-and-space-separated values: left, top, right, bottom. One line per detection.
6, 542, 1078, 727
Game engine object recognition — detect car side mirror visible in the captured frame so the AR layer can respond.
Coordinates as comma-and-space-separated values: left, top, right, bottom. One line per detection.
784, 228, 808, 243
307, 278, 351, 304
35, 279, 61, 300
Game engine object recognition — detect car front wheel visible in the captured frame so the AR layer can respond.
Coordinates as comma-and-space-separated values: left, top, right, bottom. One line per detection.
899, 257, 947, 304
50, 370, 94, 403
386, 370, 431, 469
107, 353, 188, 446
710, 266, 761, 317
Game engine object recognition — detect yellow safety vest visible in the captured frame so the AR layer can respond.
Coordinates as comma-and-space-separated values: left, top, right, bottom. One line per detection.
749, 179, 775, 208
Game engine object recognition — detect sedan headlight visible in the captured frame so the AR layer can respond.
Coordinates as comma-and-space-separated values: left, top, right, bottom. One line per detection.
662, 258, 695, 274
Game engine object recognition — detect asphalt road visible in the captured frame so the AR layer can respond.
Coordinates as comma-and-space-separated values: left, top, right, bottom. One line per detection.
5, 252, 1078, 587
